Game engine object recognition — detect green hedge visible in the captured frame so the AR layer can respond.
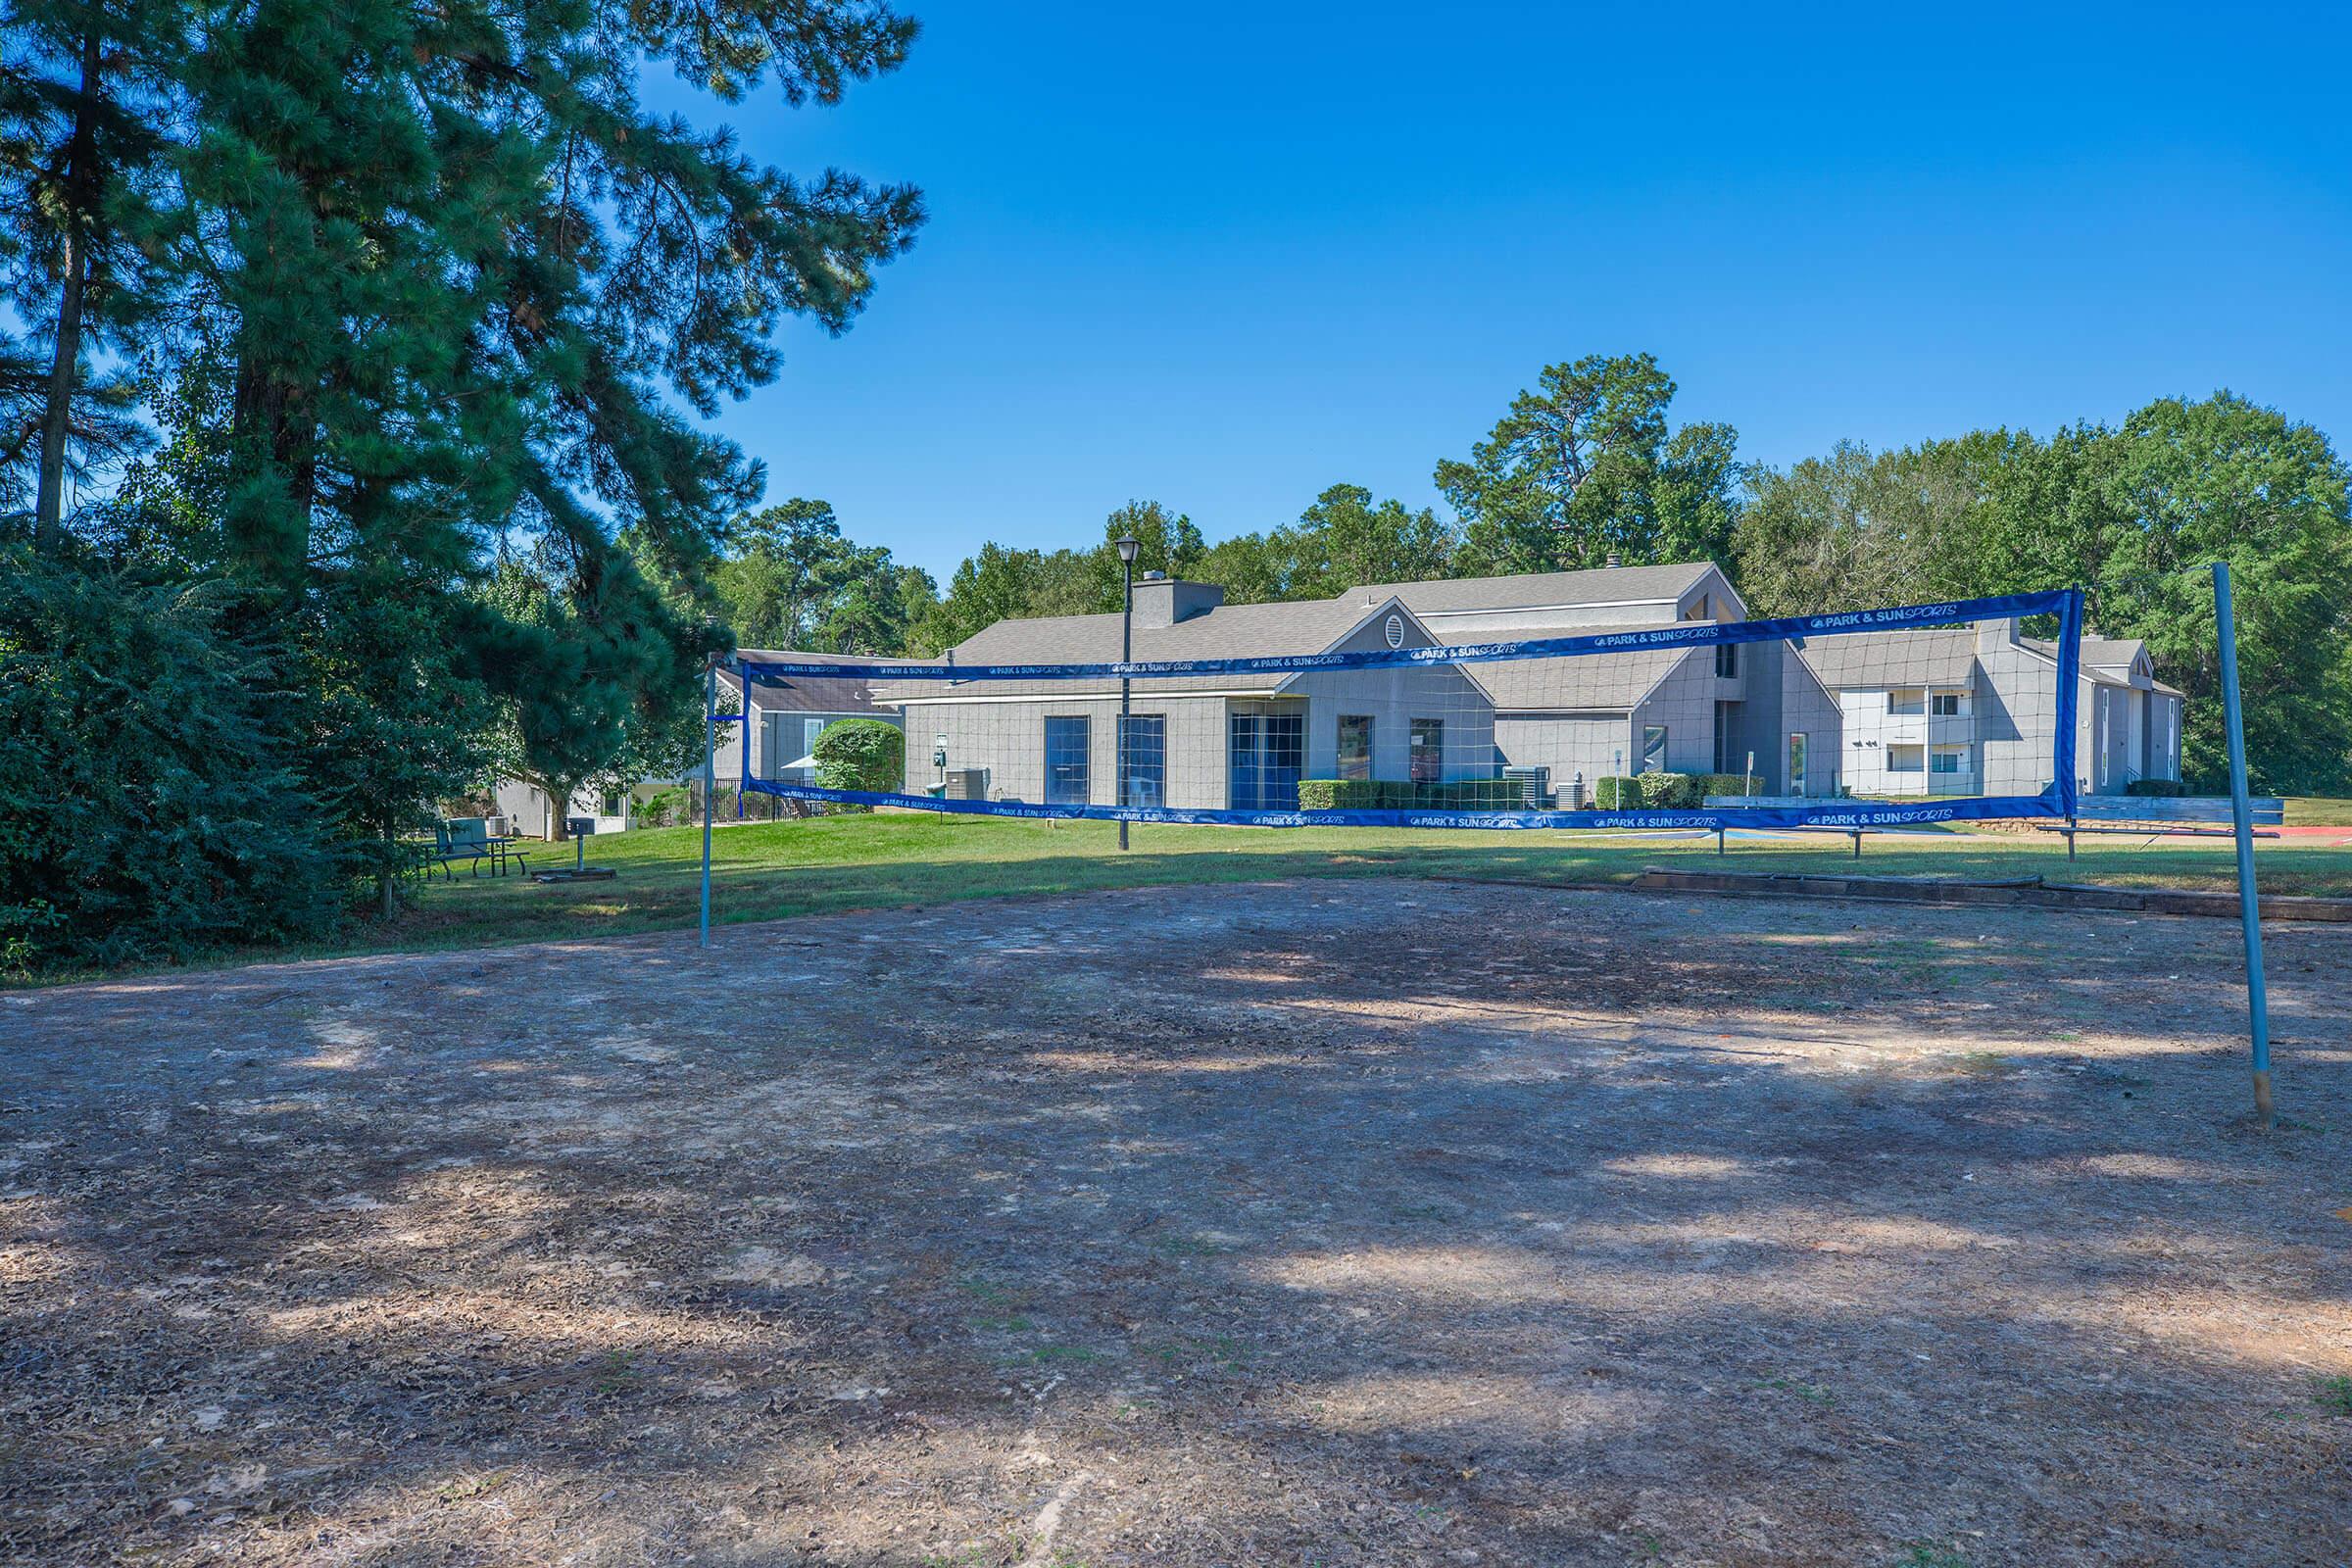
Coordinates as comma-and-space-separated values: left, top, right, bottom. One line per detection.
1592, 774, 1644, 808
2125, 777, 2189, 797
1697, 771, 1756, 800
1637, 770, 1698, 808
812, 718, 904, 798
1296, 777, 1532, 811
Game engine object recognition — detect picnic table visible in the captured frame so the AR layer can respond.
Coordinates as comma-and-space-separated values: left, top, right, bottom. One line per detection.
427, 818, 531, 879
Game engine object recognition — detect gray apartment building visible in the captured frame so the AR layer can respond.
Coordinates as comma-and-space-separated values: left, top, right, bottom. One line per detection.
847, 562, 2181, 811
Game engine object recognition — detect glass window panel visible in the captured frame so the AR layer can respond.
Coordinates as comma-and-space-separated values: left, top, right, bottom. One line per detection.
1045, 716, 1090, 805
1337, 714, 1372, 782
1410, 718, 1445, 784
1117, 714, 1165, 808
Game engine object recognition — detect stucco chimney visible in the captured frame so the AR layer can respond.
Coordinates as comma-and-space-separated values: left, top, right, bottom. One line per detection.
1130, 575, 1225, 628
1977, 615, 2022, 654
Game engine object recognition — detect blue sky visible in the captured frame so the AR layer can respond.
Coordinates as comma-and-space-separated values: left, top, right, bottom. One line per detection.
645, 2, 2352, 583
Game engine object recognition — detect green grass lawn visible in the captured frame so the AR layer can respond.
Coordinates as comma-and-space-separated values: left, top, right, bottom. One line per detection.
318, 811, 2352, 964
2285, 797, 2352, 827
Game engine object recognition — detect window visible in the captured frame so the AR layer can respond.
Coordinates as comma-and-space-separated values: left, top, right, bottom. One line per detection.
1886, 689, 1926, 716
1931, 746, 1965, 776
1337, 714, 1373, 781
1044, 716, 1090, 805
804, 717, 827, 757
1230, 711, 1304, 810
1931, 691, 1961, 717
1641, 724, 1668, 773
1715, 642, 1738, 678
1117, 714, 1165, 808
1409, 718, 1445, 784
1788, 733, 1808, 796
599, 790, 624, 817
1887, 744, 1926, 773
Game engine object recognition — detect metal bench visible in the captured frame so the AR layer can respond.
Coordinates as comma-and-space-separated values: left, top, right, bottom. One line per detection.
2036, 796, 2284, 858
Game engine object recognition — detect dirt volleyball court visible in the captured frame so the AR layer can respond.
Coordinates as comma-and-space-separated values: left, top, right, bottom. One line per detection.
3, 878, 2348, 1567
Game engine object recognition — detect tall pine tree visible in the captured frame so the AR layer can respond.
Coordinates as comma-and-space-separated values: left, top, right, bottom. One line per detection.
0, 0, 177, 544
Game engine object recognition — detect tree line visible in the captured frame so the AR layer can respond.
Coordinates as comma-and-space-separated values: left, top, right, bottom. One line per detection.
2, 0, 924, 972
728, 354, 2352, 803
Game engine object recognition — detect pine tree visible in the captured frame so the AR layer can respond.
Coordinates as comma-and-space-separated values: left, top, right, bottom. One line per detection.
141, 0, 924, 880
0, 0, 177, 546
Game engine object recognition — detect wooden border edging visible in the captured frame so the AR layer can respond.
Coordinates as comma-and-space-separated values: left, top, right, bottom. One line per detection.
1631, 867, 2352, 923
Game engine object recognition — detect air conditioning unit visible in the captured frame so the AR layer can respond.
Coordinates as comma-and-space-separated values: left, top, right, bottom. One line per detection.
1501, 765, 1550, 807
943, 768, 990, 801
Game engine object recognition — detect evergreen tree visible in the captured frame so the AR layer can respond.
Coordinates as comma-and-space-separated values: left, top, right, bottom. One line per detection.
1277, 482, 1455, 597
0, 0, 177, 546
137, 0, 922, 869
714, 498, 912, 651
2091, 393, 2352, 793
1438, 353, 1742, 573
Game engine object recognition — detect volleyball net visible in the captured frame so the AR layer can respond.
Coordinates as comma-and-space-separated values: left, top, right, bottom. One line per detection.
733, 589, 2084, 831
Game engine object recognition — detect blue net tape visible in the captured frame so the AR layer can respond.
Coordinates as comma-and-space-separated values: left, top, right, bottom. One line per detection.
745, 778, 2065, 831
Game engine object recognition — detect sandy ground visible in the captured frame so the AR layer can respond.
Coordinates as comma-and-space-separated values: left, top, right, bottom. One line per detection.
2, 879, 2348, 1568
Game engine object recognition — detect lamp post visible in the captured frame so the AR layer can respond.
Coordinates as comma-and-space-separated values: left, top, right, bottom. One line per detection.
1115, 533, 1140, 850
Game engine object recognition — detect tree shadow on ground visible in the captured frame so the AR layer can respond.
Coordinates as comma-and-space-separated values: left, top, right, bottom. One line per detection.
2, 880, 2347, 1566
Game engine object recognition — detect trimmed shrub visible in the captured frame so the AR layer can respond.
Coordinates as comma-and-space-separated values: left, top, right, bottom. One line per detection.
812, 719, 904, 797
2125, 777, 2189, 798
1637, 771, 1698, 808
1592, 774, 1644, 809
1697, 771, 1755, 801
1296, 777, 1531, 811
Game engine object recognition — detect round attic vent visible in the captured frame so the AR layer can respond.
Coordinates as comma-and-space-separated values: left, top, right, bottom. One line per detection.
1385, 613, 1405, 649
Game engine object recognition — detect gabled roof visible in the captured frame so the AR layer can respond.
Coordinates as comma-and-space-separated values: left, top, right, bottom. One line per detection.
2019, 636, 2137, 690
1339, 562, 1720, 615
1430, 623, 1700, 711
870, 596, 1433, 703
1806, 629, 2170, 694
1796, 628, 1983, 690
727, 649, 926, 714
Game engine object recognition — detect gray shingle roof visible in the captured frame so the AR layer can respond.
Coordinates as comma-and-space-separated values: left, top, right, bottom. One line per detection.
1431, 623, 1697, 711
2019, 635, 2135, 689
1340, 562, 1718, 614
1795, 628, 1983, 690
728, 649, 926, 713
870, 597, 1414, 702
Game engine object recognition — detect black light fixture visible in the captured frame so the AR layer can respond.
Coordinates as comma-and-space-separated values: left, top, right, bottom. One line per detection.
1115, 533, 1140, 565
